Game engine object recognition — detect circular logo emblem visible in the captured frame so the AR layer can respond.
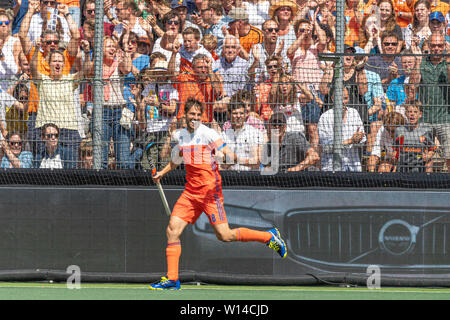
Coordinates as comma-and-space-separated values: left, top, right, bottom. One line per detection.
378, 220, 419, 255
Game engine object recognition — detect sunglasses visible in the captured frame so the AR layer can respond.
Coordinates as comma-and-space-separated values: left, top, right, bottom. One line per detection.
45, 133, 59, 139
46, 40, 59, 45
429, 43, 444, 49
0, 21, 10, 26
166, 20, 179, 25
383, 42, 398, 47
128, 39, 137, 45
267, 65, 278, 70
43, 1, 57, 6
86, 9, 95, 14
297, 28, 306, 33
265, 28, 279, 33
271, 122, 285, 127
9, 141, 22, 147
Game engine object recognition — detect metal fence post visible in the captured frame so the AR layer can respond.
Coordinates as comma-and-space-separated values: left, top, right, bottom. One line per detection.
93, 0, 105, 169
333, 0, 345, 172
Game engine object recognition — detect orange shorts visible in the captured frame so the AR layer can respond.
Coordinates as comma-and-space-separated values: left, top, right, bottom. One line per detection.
172, 191, 227, 225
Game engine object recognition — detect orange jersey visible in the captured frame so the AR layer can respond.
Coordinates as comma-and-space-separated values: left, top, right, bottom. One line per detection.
393, 0, 414, 28
26, 46, 76, 76
239, 26, 263, 54
172, 124, 225, 196
173, 73, 218, 123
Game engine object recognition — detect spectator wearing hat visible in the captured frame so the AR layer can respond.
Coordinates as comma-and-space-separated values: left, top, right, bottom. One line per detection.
137, 36, 153, 55
263, 112, 319, 173
268, 0, 298, 59
223, 6, 263, 57
131, 58, 179, 171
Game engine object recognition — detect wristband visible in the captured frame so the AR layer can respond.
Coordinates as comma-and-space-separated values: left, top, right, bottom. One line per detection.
64, 12, 70, 18
213, 68, 219, 73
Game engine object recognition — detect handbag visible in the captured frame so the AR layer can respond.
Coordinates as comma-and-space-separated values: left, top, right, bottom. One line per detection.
120, 107, 135, 130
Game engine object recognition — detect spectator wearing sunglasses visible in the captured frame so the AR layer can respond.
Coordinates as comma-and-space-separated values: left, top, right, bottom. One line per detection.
19, 0, 80, 75
365, 31, 404, 85
34, 123, 64, 168
24, 0, 73, 46
0, 132, 33, 168
151, 11, 183, 73
80, 0, 115, 39
248, 19, 289, 83
0, 9, 22, 93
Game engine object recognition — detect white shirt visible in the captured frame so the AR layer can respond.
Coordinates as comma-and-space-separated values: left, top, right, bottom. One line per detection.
141, 82, 179, 133
371, 125, 395, 160
28, 13, 70, 45
271, 96, 305, 135
152, 38, 181, 73
221, 123, 265, 171
114, 19, 150, 38
318, 107, 367, 172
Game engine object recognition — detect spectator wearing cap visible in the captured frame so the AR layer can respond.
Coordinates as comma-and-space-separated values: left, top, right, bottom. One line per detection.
202, 0, 232, 55
171, 0, 202, 34
223, 6, 263, 57
263, 112, 319, 173
131, 58, 179, 171
268, 0, 298, 59
318, 87, 367, 172
429, 11, 448, 39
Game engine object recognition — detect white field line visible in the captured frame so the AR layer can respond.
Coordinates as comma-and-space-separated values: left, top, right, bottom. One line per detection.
0, 284, 449, 295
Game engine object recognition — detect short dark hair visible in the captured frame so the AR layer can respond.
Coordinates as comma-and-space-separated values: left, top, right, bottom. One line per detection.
184, 98, 203, 114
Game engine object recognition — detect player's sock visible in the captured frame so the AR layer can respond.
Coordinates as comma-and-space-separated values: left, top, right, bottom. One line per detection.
166, 241, 181, 281
235, 228, 272, 243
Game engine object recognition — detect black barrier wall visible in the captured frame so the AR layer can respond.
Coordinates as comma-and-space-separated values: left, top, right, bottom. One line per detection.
0, 186, 449, 287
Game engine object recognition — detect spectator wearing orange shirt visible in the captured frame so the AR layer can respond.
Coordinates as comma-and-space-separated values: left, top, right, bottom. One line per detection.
223, 6, 263, 59
393, 0, 414, 28
172, 53, 224, 123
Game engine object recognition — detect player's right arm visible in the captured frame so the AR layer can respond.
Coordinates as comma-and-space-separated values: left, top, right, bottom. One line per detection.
152, 161, 179, 184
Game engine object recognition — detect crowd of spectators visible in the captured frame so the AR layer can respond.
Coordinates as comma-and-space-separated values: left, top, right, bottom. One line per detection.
0, 0, 447, 172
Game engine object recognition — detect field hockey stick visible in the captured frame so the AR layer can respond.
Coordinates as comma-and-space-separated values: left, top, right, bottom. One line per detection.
152, 168, 171, 217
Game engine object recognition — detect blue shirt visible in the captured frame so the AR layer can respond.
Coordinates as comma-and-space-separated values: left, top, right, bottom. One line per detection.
1, 151, 33, 168
364, 69, 384, 122
386, 75, 408, 107
212, 56, 250, 97
123, 54, 150, 112
205, 15, 232, 55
